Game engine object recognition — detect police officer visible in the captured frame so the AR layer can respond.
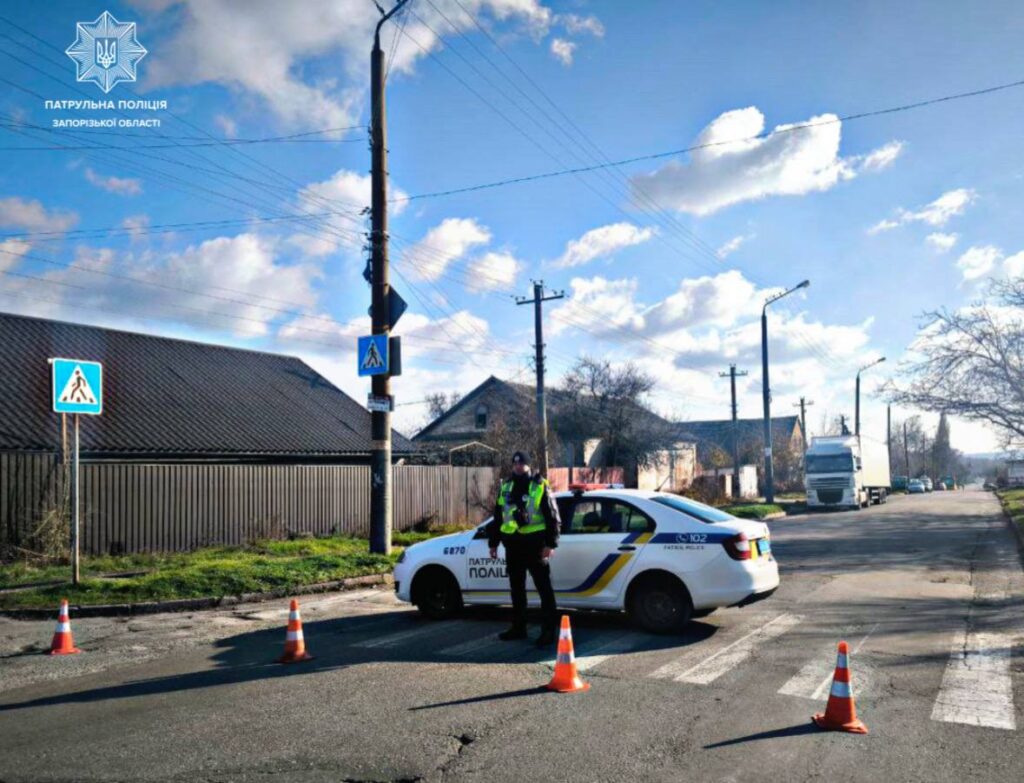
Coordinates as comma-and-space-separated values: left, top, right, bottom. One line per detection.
487, 451, 560, 647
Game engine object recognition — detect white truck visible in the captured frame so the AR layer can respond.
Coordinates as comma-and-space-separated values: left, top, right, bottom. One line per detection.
804, 434, 891, 510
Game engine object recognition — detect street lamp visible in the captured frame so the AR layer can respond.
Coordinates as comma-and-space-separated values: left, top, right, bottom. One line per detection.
761, 279, 809, 503
855, 357, 886, 437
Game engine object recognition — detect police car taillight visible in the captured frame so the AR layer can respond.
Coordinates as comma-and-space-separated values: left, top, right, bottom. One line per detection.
723, 532, 752, 561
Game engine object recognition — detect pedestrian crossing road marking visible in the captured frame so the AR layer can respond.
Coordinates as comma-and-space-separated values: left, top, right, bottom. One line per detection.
651, 613, 804, 684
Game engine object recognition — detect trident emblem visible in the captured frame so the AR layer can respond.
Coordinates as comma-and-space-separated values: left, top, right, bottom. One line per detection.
95, 38, 117, 69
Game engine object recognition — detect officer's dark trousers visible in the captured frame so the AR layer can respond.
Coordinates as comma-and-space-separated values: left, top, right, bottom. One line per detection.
504, 535, 557, 632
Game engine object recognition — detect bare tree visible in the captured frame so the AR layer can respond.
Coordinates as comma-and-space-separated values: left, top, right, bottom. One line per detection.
557, 357, 678, 470
425, 391, 461, 421
887, 277, 1024, 450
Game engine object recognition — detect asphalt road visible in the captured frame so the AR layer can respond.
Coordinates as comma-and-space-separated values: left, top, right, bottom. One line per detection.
1, 489, 1021, 782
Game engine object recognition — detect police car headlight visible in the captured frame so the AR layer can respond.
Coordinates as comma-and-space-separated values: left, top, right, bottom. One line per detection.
396, 549, 407, 564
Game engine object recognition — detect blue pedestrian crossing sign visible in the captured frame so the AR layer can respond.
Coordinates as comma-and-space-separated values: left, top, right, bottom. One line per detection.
51, 358, 103, 415
357, 334, 389, 377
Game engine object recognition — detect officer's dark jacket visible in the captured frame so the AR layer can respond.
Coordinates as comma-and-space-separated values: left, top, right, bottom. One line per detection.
487, 472, 561, 550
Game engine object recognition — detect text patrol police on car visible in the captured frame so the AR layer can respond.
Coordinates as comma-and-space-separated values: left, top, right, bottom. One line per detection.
392, 486, 779, 634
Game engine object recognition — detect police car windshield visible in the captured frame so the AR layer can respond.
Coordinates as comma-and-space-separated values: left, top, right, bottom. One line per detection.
650, 495, 735, 524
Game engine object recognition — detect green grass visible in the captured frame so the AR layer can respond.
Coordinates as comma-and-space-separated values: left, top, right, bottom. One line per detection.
722, 503, 786, 520
996, 488, 1024, 533
0, 526, 474, 609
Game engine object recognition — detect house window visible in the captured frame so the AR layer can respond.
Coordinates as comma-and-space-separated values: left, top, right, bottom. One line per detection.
475, 404, 488, 429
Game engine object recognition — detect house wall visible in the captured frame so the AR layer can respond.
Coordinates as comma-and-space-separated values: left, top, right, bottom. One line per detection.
418, 383, 530, 442
1, 452, 494, 556
636, 444, 697, 492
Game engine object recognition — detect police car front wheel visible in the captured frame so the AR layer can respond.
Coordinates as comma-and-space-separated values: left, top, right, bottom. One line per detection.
411, 566, 463, 620
627, 572, 693, 634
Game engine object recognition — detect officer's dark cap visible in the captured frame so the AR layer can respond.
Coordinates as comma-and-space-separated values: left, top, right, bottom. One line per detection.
512, 451, 529, 465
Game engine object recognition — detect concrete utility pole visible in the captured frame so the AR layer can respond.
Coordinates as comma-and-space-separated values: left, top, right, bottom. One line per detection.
516, 280, 564, 475
855, 357, 886, 437
761, 280, 809, 503
793, 397, 813, 452
368, 0, 409, 555
719, 364, 748, 491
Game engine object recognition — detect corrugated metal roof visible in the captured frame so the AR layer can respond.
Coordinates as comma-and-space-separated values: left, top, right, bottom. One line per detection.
0, 312, 411, 457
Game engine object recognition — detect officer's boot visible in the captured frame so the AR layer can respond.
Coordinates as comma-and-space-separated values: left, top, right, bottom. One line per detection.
498, 625, 527, 641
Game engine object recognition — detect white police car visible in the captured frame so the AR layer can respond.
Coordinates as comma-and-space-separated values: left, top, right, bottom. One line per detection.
393, 487, 779, 634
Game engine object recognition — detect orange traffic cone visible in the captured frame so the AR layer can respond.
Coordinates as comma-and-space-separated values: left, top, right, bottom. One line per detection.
277, 599, 313, 664
47, 599, 82, 655
546, 615, 590, 693
813, 640, 868, 734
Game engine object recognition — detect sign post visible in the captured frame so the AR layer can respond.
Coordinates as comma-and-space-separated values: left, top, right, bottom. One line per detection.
51, 358, 103, 586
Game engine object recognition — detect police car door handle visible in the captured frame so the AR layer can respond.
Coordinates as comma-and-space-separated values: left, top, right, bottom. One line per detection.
618, 545, 636, 551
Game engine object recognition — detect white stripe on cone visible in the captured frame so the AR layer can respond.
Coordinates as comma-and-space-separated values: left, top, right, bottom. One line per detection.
837, 653, 849, 669
55, 622, 71, 633
831, 680, 853, 699
286, 630, 304, 642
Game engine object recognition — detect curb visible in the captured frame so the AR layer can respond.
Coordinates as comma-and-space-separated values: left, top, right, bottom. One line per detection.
0, 573, 393, 620
1004, 507, 1024, 564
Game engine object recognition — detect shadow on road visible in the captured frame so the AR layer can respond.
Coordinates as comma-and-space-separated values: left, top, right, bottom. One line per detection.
703, 722, 820, 748
410, 685, 550, 710
0, 607, 715, 713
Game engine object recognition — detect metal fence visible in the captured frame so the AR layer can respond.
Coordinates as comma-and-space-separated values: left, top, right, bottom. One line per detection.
1, 452, 494, 556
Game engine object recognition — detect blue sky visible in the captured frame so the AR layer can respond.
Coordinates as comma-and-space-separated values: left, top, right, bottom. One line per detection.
2, 0, 1023, 451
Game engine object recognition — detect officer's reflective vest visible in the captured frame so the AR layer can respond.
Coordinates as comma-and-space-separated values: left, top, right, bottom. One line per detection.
497, 478, 549, 535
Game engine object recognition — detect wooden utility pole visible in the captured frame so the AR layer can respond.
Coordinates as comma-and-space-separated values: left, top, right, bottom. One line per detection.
516, 280, 564, 474
719, 365, 748, 491
793, 397, 813, 452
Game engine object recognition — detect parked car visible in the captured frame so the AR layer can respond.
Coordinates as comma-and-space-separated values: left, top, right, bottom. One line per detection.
983, 481, 997, 491
394, 487, 779, 634
921, 477, 934, 492
908, 479, 925, 494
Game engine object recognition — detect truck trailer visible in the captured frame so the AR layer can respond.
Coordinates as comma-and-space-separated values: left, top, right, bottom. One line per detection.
805, 434, 891, 510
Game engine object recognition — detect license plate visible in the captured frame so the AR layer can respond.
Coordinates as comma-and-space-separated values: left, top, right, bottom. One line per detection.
757, 539, 771, 555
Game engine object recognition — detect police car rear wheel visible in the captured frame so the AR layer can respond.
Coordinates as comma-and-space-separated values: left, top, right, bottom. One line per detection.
627, 573, 692, 634
412, 566, 463, 620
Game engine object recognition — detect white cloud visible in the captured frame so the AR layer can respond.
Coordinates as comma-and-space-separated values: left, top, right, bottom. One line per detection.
630, 107, 899, 216
467, 251, 520, 292
139, 0, 555, 127
550, 38, 576, 66
121, 214, 151, 242
214, 113, 238, 138
1003, 251, 1024, 278
404, 218, 492, 281
0, 238, 31, 272
553, 222, 654, 268
869, 188, 976, 234
716, 234, 751, 259
548, 270, 868, 384
290, 169, 408, 257
0, 196, 78, 233
925, 232, 959, 252
956, 245, 1001, 281
53, 234, 321, 338
84, 168, 143, 196
560, 13, 604, 36
857, 140, 904, 172
550, 276, 645, 336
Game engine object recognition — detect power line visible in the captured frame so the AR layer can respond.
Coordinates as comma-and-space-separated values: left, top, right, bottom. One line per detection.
395, 77, 1024, 202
